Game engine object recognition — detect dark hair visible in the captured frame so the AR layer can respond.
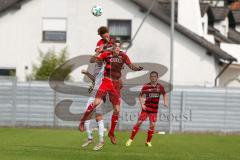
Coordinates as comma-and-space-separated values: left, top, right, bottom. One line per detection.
98, 26, 109, 35
112, 40, 121, 48
114, 40, 120, 44
150, 71, 158, 77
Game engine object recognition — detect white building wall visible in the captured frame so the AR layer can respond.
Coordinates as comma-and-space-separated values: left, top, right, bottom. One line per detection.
202, 14, 208, 37
219, 66, 240, 87
214, 18, 229, 36
220, 43, 240, 64
178, 0, 203, 36
202, 13, 215, 43
0, 0, 219, 86
220, 43, 240, 87
173, 31, 219, 86
236, 25, 240, 32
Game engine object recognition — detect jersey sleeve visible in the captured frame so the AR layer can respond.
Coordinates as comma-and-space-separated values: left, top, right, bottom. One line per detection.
124, 54, 132, 65
97, 52, 108, 61
95, 39, 104, 51
140, 85, 147, 96
159, 85, 166, 95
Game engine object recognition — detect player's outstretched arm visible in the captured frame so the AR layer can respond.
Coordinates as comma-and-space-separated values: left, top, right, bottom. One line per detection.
95, 44, 104, 53
89, 53, 100, 63
90, 51, 107, 63
127, 63, 143, 71
81, 70, 95, 82
163, 93, 168, 107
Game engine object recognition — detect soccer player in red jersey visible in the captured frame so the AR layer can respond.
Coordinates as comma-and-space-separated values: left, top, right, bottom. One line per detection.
80, 26, 115, 150
79, 41, 143, 144
95, 26, 115, 53
126, 71, 168, 147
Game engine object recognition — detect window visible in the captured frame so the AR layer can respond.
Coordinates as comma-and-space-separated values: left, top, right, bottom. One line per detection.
42, 18, 67, 42
0, 68, 16, 76
107, 19, 131, 42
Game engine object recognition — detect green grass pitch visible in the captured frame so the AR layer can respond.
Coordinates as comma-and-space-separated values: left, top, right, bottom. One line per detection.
0, 127, 240, 160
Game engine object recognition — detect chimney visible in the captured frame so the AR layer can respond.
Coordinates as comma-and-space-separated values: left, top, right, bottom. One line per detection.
178, 0, 203, 36
230, 1, 240, 10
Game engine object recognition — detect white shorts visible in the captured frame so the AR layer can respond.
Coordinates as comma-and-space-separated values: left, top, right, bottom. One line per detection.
84, 63, 105, 115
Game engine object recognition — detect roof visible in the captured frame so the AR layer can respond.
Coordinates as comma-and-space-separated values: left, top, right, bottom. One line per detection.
131, 0, 237, 62
231, 10, 240, 24
150, 1, 178, 21
228, 28, 240, 44
208, 7, 230, 22
141, 1, 235, 44
0, 0, 22, 13
208, 26, 234, 43
200, 3, 210, 17
228, 9, 240, 29
155, 1, 210, 20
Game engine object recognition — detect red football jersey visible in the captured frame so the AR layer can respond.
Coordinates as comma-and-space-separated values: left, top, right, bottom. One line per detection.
94, 37, 115, 77
140, 83, 166, 113
97, 51, 131, 79
95, 37, 115, 52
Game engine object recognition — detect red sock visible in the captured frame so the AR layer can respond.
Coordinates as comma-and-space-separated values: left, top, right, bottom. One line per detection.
109, 114, 119, 135
130, 124, 140, 140
80, 104, 96, 122
147, 127, 154, 142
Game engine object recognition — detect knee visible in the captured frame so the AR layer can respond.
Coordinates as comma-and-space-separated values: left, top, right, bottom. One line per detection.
150, 123, 155, 129
113, 110, 120, 115
113, 106, 120, 114
113, 109, 120, 115
95, 114, 103, 122
93, 99, 101, 106
137, 121, 143, 126
92, 102, 99, 106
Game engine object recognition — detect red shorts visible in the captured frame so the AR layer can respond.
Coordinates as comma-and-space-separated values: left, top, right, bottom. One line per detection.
138, 110, 157, 122
95, 78, 121, 105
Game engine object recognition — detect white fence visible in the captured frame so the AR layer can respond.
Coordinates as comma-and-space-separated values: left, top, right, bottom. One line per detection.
0, 76, 240, 132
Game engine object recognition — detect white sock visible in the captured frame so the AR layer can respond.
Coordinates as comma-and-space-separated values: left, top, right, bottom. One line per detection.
98, 120, 104, 143
85, 120, 93, 140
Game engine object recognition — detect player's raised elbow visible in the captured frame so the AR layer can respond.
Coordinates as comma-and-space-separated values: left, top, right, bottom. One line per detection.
89, 57, 96, 63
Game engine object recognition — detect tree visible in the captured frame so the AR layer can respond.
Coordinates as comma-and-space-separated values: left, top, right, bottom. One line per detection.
29, 47, 70, 81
